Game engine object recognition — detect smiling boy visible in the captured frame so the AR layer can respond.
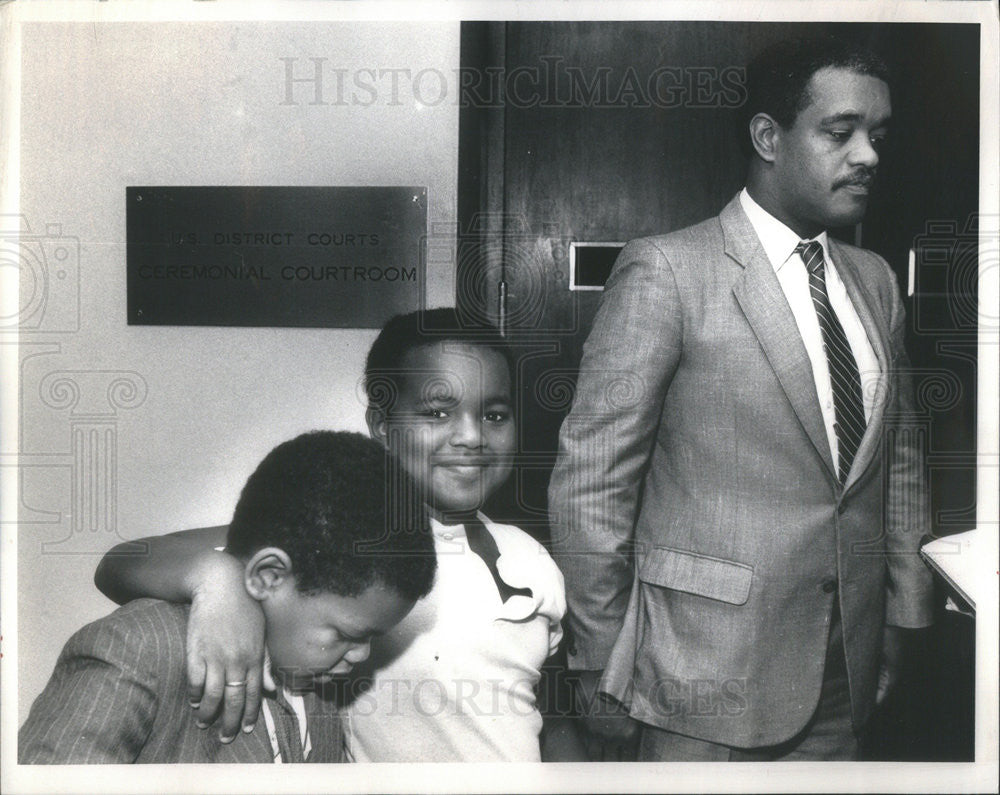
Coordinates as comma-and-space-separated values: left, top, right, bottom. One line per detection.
345, 309, 569, 761
20, 431, 435, 763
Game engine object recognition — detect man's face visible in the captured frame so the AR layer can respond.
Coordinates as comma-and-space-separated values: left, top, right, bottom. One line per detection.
262, 581, 414, 691
770, 66, 891, 237
374, 342, 515, 518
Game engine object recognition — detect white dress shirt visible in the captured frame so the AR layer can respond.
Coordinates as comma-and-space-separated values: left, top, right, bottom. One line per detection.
740, 189, 880, 477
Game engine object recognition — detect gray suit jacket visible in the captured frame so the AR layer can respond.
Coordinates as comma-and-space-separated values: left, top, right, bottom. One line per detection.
548, 193, 934, 748
19, 599, 344, 764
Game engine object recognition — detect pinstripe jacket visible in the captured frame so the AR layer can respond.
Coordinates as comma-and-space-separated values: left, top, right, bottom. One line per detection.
19, 599, 344, 764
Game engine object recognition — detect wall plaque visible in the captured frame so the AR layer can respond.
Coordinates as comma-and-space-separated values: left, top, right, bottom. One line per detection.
127, 186, 426, 327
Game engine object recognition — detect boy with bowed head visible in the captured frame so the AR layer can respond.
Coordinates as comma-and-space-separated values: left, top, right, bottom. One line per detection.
21, 431, 435, 763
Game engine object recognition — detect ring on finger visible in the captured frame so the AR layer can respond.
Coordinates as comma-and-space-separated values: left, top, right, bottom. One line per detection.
224, 680, 247, 688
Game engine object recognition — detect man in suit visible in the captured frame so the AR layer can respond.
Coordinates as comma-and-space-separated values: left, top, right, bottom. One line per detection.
548, 37, 934, 761
19, 431, 435, 763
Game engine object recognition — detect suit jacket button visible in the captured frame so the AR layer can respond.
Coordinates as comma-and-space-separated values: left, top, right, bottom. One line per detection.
567, 642, 577, 656
837, 503, 847, 515
821, 578, 838, 594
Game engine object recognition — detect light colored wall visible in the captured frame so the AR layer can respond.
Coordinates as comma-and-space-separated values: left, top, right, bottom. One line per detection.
17, 21, 459, 717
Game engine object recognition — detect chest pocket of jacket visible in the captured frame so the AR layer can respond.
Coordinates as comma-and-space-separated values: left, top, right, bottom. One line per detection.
639, 546, 753, 605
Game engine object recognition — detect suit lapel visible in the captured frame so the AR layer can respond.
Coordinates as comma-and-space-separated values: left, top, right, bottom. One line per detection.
195, 714, 275, 762
302, 689, 343, 763
205, 689, 342, 763
230, 720, 276, 763
243, 721, 278, 762
828, 240, 891, 491
723, 196, 838, 482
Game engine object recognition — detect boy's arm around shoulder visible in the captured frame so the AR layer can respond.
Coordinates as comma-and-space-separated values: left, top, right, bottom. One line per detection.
94, 525, 229, 605
94, 525, 266, 742
18, 601, 184, 763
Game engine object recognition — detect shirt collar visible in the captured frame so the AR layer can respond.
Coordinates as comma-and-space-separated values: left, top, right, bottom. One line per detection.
429, 511, 489, 539
739, 188, 829, 272
262, 651, 312, 707
262, 650, 278, 695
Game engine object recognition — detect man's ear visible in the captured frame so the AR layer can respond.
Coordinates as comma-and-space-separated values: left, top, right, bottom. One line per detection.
749, 112, 780, 163
244, 547, 294, 601
366, 406, 388, 447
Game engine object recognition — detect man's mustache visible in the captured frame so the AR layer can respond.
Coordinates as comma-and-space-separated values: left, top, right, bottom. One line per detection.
834, 169, 877, 190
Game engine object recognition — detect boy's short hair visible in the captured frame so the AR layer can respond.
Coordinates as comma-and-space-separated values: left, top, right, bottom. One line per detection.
740, 35, 891, 156
364, 307, 514, 415
225, 431, 435, 601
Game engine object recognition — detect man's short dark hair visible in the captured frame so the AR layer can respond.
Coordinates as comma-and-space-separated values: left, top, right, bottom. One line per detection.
740, 35, 891, 155
364, 307, 514, 416
226, 431, 436, 601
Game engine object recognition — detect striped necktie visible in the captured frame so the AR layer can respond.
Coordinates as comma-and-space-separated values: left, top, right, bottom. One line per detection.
271, 691, 305, 763
796, 240, 867, 484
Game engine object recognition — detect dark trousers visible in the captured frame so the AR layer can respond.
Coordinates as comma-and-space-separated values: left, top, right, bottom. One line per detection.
638, 605, 858, 761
